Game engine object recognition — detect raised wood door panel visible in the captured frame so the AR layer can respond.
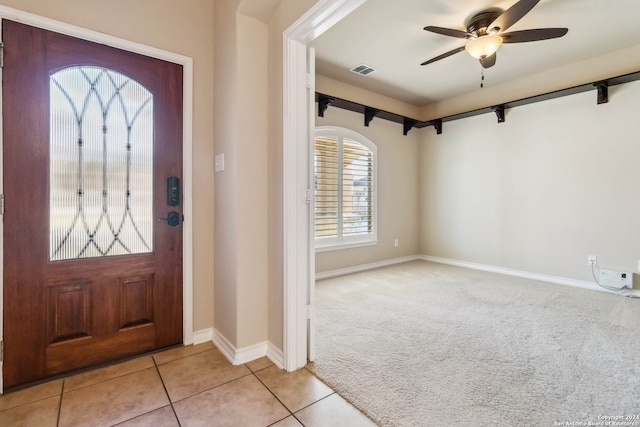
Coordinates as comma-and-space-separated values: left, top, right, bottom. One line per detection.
43, 257, 158, 375
2, 20, 183, 388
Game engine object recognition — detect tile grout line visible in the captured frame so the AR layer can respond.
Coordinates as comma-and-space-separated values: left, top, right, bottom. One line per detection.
168, 370, 256, 405
291, 392, 337, 416
0, 383, 65, 415
59, 345, 214, 395
251, 370, 310, 427
242, 362, 287, 425
56, 380, 65, 427
1, 346, 215, 426
154, 346, 215, 366
152, 356, 183, 427
57, 357, 158, 394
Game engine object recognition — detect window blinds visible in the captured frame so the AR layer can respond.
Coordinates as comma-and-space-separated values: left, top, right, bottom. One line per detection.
314, 136, 373, 242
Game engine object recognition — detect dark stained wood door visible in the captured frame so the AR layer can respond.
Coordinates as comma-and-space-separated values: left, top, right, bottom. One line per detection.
2, 20, 183, 388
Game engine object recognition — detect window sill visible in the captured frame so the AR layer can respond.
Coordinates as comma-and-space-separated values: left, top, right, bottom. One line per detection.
315, 240, 378, 253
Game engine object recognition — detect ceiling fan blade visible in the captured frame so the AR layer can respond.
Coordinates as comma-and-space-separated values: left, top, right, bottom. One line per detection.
501, 28, 568, 43
420, 46, 466, 66
489, 0, 540, 33
424, 26, 471, 39
480, 53, 497, 69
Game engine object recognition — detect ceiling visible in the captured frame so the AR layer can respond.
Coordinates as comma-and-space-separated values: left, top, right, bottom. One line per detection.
311, 0, 640, 107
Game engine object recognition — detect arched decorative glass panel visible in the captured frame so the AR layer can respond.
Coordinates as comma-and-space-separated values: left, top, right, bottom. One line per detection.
49, 66, 153, 261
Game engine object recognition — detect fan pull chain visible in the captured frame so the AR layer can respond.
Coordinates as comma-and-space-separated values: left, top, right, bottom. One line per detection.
481, 67, 485, 89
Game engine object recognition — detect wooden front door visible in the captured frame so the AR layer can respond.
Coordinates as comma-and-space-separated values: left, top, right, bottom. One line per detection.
2, 20, 184, 389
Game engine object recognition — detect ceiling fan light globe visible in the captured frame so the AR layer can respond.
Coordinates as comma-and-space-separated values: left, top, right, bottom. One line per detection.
465, 35, 503, 59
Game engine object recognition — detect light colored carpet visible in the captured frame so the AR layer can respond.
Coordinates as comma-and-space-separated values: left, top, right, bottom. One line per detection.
310, 260, 640, 426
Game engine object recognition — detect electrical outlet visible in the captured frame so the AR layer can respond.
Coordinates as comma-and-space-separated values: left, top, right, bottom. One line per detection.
588, 255, 597, 266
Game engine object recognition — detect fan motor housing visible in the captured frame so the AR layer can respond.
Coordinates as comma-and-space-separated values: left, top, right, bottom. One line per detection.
466, 10, 502, 35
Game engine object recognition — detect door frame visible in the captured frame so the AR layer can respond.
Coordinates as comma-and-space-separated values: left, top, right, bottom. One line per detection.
0, 5, 195, 391
282, 0, 366, 371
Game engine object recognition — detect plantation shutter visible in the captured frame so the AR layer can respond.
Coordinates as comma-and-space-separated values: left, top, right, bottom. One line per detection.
314, 136, 339, 239
314, 130, 375, 248
342, 139, 373, 236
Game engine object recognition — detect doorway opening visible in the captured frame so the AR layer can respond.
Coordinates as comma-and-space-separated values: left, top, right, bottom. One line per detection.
282, 0, 367, 371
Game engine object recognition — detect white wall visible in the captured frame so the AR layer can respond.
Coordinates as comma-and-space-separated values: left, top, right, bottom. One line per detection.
315, 106, 420, 273
419, 80, 640, 282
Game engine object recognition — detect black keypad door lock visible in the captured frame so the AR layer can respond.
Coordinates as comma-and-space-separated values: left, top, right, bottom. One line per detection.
167, 176, 180, 206
158, 211, 181, 226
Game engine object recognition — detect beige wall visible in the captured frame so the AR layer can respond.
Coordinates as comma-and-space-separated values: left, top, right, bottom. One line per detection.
0, 0, 216, 331
214, 0, 320, 351
315, 107, 420, 273
212, 0, 332, 355
235, 13, 269, 348
419, 80, 640, 282
213, 2, 272, 349
213, 0, 240, 345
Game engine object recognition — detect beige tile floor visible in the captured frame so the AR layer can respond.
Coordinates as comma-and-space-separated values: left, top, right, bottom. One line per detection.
0, 342, 378, 427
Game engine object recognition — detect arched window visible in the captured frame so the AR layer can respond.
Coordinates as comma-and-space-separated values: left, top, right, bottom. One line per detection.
314, 126, 377, 250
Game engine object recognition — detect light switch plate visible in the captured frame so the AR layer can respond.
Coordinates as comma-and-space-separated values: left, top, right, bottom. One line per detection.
215, 153, 225, 172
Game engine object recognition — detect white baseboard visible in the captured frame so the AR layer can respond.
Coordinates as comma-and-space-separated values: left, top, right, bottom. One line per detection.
315, 255, 420, 281
193, 327, 284, 368
267, 342, 285, 369
211, 329, 238, 364
212, 328, 278, 366
418, 255, 619, 295
235, 341, 269, 365
315, 252, 622, 295
192, 328, 214, 345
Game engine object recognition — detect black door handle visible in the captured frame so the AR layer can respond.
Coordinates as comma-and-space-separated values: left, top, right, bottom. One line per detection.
157, 211, 181, 226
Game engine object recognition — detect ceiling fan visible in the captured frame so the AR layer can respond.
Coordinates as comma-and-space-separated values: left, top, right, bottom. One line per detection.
421, 0, 568, 69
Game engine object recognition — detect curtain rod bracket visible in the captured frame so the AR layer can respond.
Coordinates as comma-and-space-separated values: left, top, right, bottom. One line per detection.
317, 94, 334, 117
364, 107, 379, 127
403, 118, 418, 135
432, 119, 443, 135
594, 81, 609, 104
492, 105, 505, 123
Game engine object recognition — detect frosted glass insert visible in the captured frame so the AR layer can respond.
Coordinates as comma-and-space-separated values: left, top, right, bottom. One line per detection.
50, 66, 153, 261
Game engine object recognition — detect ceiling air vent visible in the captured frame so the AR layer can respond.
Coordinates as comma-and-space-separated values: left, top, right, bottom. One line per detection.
350, 64, 377, 76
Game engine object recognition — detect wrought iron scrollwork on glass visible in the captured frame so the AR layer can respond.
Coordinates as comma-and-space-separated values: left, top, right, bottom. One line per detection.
49, 66, 153, 261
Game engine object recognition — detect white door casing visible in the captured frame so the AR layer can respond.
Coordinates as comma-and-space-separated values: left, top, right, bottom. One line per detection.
282, 0, 367, 371
307, 46, 316, 363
